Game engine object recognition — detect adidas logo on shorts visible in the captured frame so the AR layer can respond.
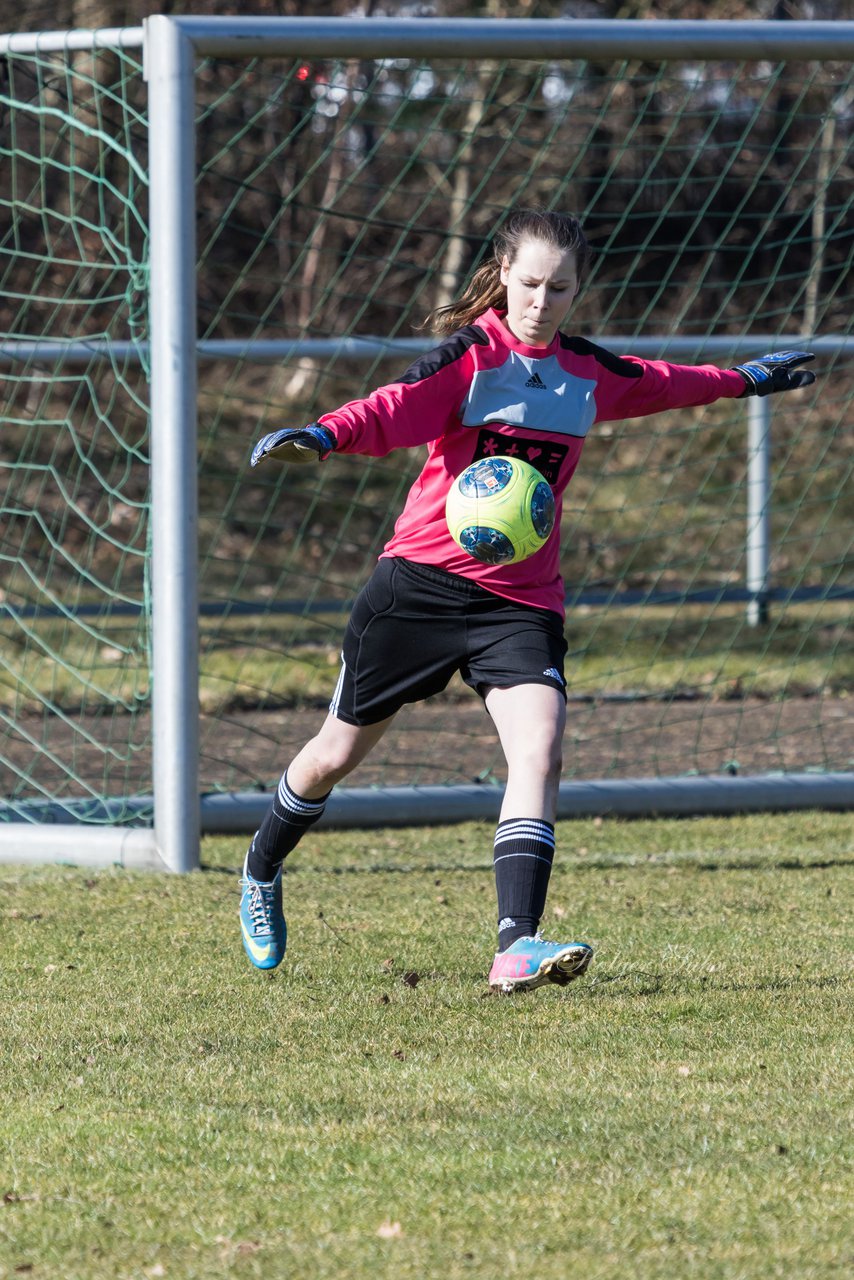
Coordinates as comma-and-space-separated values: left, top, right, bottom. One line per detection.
525, 371, 547, 389
543, 667, 565, 686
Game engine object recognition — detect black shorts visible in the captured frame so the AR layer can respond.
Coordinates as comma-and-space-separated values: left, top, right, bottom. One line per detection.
330, 557, 568, 727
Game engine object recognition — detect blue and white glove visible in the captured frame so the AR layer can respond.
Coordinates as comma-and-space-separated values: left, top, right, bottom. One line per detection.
733, 350, 816, 397
250, 423, 337, 467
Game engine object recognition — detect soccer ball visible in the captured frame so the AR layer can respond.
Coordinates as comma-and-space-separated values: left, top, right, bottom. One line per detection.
445, 456, 555, 566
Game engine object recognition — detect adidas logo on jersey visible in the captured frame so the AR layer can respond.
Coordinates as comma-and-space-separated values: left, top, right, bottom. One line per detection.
525, 371, 547, 389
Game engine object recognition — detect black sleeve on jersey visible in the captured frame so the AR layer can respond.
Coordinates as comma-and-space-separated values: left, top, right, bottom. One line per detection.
396, 325, 490, 385
558, 333, 644, 379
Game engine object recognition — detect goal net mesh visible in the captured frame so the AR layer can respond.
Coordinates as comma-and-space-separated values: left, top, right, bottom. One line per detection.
2, 38, 852, 824
1, 43, 151, 822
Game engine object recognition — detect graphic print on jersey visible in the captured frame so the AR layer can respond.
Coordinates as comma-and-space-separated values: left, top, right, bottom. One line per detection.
469, 428, 570, 487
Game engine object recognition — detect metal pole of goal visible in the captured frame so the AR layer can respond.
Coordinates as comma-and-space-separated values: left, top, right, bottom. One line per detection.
746, 398, 772, 627
144, 17, 200, 872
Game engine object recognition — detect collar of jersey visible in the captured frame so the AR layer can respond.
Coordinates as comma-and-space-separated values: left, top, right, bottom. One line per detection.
478, 307, 562, 360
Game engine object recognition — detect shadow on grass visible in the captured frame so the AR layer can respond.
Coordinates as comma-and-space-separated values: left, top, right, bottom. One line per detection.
581, 971, 850, 998
203, 856, 854, 876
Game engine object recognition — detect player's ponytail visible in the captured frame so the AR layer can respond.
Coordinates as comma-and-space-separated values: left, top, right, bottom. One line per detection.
425, 262, 505, 335
425, 208, 589, 336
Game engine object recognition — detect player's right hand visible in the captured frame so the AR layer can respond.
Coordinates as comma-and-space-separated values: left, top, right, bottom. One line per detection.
250, 424, 337, 467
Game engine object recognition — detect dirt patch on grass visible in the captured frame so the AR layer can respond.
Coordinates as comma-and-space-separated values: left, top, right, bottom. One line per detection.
6, 695, 852, 809
209, 694, 854, 789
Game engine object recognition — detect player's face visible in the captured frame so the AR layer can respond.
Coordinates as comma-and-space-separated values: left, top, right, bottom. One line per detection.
499, 238, 580, 347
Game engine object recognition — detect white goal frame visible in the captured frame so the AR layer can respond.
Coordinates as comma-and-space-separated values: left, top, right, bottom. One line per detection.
2, 16, 853, 871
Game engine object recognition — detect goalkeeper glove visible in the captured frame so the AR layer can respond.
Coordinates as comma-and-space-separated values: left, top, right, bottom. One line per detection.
250, 423, 337, 467
733, 350, 816, 397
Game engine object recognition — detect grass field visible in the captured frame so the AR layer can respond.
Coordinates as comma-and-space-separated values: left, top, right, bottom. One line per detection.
2, 812, 852, 1279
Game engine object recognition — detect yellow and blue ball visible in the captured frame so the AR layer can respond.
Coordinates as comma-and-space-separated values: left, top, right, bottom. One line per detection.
445, 456, 555, 566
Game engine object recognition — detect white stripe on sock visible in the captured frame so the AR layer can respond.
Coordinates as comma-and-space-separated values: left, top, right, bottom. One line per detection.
277, 776, 327, 815
494, 822, 555, 850
493, 850, 554, 866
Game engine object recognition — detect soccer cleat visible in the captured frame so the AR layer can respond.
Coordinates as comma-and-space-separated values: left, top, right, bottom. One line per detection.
239, 856, 287, 970
488, 933, 593, 994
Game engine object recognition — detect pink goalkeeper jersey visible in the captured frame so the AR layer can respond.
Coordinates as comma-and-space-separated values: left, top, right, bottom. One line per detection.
318, 308, 745, 617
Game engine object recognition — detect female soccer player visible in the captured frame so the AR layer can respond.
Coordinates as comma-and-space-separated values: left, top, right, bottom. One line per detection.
240, 208, 814, 992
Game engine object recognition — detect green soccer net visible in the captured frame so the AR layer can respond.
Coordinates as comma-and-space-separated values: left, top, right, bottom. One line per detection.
0, 38, 152, 828
1, 21, 852, 867
192, 43, 853, 794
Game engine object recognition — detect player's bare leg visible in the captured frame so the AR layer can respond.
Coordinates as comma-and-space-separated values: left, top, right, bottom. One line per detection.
484, 682, 565, 822
484, 682, 591, 991
286, 711, 396, 798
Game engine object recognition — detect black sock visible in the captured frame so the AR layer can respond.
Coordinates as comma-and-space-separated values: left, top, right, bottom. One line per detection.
493, 817, 555, 952
246, 771, 330, 881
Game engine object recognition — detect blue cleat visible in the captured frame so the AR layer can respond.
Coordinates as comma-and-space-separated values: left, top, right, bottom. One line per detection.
488, 933, 593, 993
239, 856, 287, 970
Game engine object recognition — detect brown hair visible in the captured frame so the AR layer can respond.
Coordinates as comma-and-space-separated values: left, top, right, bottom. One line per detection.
426, 208, 589, 335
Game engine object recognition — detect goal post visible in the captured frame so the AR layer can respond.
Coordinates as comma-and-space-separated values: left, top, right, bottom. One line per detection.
145, 16, 199, 873
1, 16, 852, 873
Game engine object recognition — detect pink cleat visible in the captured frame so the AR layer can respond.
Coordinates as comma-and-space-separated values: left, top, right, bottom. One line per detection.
488, 933, 593, 993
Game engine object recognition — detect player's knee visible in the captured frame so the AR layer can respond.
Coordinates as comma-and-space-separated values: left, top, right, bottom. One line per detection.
310, 745, 357, 786
508, 733, 562, 783
303, 722, 379, 787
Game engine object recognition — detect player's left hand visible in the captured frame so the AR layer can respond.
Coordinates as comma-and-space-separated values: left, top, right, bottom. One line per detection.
250, 423, 337, 467
733, 350, 816, 397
